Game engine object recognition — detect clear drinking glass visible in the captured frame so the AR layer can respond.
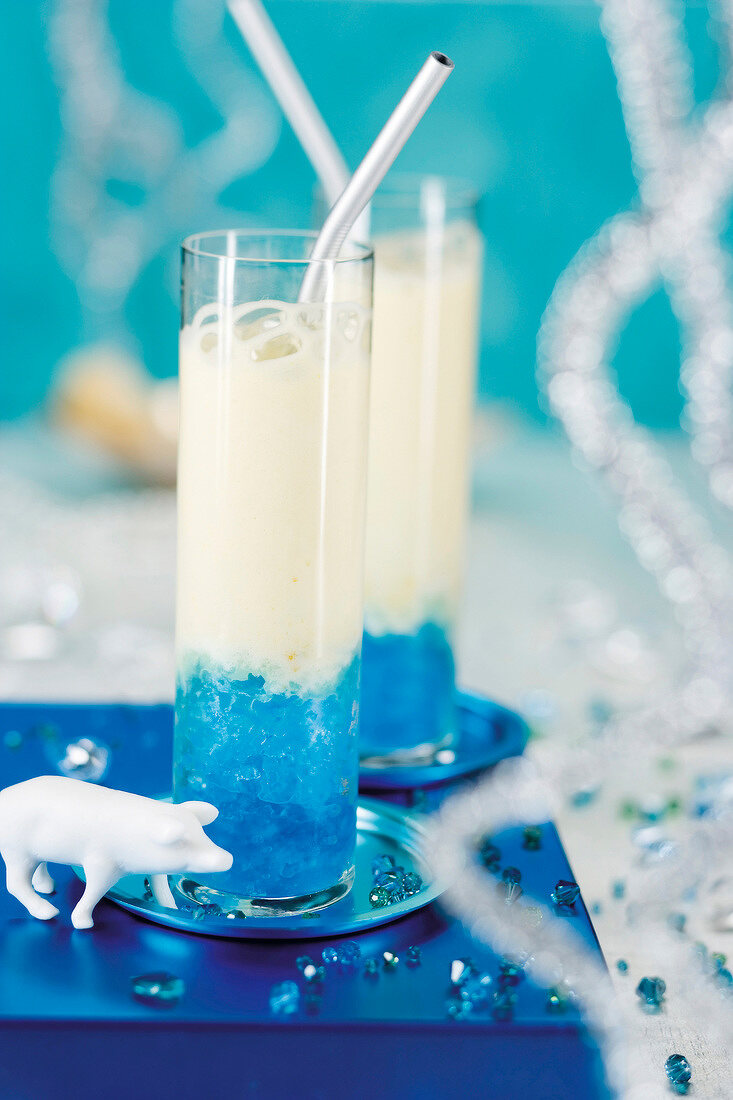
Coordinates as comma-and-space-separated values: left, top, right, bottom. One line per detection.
174, 230, 373, 913
359, 177, 483, 765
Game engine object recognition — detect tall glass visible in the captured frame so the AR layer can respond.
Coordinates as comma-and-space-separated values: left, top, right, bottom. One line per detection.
360, 178, 482, 765
174, 231, 373, 912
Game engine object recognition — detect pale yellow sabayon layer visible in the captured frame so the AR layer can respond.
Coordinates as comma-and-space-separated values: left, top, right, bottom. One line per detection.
176, 299, 370, 694
365, 220, 482, 636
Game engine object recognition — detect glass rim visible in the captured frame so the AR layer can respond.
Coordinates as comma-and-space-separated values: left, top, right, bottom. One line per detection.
369, 173, 479, 211
182, 229, 373, 265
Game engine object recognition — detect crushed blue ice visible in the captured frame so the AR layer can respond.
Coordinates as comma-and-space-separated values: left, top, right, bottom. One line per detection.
174, 657, 359, 898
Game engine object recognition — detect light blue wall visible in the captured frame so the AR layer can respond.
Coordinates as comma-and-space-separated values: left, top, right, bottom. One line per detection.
0, 1, 724, 425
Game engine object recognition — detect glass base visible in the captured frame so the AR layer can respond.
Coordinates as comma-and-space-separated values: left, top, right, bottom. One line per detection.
172, 864, 355, 919
359, 729, 455, 769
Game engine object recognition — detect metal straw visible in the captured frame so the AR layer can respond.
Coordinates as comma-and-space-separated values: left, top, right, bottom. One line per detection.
227, 0, 349, 206
298, 52, 454, 302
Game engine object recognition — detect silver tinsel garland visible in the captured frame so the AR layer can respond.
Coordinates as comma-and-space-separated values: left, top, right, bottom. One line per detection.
431, 2, 733, 1096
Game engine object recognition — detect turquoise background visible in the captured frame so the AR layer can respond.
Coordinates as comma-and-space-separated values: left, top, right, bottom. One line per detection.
0, 1, 725, 425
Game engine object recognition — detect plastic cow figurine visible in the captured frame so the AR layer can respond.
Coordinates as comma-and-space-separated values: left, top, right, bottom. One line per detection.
0, 775, 232, 929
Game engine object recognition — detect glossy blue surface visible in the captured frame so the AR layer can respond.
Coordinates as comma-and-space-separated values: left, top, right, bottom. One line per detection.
174, 658, 359, 899
360, 690, 529, 796
360, 623, 456, 757
0, 702, 609, 1099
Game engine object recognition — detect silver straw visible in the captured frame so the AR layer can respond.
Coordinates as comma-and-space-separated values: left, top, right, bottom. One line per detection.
227, 0, 349, 205
298, 51, 454, 302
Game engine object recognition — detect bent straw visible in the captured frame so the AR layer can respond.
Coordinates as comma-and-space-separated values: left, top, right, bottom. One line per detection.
227, 0, 349, 206
298, 52, 454, 303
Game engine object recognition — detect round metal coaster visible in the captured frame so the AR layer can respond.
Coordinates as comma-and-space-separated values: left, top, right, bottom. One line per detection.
94, 798, 441, 940
359, 690, 530, 791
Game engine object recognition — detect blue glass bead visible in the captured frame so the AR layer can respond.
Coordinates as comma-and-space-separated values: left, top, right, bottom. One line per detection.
617, 959, 629, 973
546, 987, 568, 1012
450, 958, 476, 986
371, 854, 396, 877
321, 947, 340, 966
269, 980, 300, 1015
296, 955, 314, 972
552, 880, 580, 907
382, 951, 399, 969
456, 972, 492, 1008
363, 958, 379, 977
375, 870, 404, 894
478, 839, 501, 871
369, 886, 391, 908
711, 951, 727, 972
664, 1054, 691, 1093
612, 879, 626, 899
337, 941, 362, 968
591, 902, 602, 915
502, 867, 522, 884
499, 959, 523, 986
303, 964, 325, 984
636, 976, 666, 1008
401, 872, 423, 896
570, 786, 599, 809
131, 972, 185, 1006
717, 967, 733, 986
406, 945, 421, 967
492, 988, 517, 1021
522, 826, 542, 850
497, 880, 523, 904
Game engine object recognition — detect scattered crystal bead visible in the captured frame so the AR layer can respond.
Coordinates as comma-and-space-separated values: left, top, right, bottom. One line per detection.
337, 941, 362, 968
499, 959, 523, 986
363, 958, 379, 977
51, 736, 110, 782
552, 880, 580, 907
668, 912, 686, 933
382, 951, 399, 969
269, 980, 300, 1015
3, 730, 22, 749
522, 826, 542, 850
296, 955, 314, 972
375, 870, 404, 895
369, 886, 391, 908
497, 879, 523, 904
664, 1054, 691, 1093
406, 945, 421, 967
450, 958, 476, 986
612, 879, 626, 899
401, 871, 423, 896
456, 971, 492, 1007
478, 839, 501, 871
502, 867, 522, 884
131, 972, 184, 1006
617, 959, 629, 973
636, 976, 666, 1008
492, 988, 517, 1021
546, 986, 568, 1012
302, 964, 325, 984
371, 854, 396, 877
321, 947, 340, 966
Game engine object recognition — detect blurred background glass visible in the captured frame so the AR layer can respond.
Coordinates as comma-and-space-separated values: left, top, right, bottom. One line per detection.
2, 0, 724, 428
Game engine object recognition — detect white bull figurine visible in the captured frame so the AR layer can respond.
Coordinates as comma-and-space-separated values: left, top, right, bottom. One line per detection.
0, 775, 232, 929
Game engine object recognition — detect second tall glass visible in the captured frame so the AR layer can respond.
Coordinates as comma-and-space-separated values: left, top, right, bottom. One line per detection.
174, 231, 373, 912
359, 177, 483, 765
